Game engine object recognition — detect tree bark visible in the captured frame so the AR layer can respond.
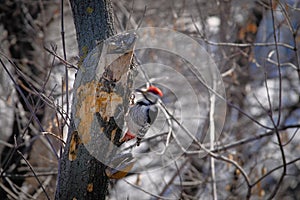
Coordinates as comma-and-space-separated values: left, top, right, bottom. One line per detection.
55, 1, 117, 199
71, 0, 116, 57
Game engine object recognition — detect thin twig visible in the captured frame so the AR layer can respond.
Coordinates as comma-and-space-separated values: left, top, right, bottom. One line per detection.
277, 1, 300, 80
158, 159, 188, 198
155, 101, 174, 155
209, 73, 217, 200
136, 5, 147, 29
0, 181, 18, 199
17, 150, 50, 200
195, 34, 295, 49
60, 0, 69, 120
0, 55, 59, 159
42, 132, 66, 145
264, 66, 274, 118
266, 2, 287, 199
156, 96, 252, 198
281, 127, 299, 146
251, 157, 300, 187
44, 46, 78, 70
123, 179, 176, 200
181, 58, 272, 130
3, 171, 58, 179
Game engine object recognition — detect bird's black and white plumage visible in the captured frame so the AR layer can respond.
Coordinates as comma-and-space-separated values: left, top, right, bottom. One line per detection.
121, 86, 163, 146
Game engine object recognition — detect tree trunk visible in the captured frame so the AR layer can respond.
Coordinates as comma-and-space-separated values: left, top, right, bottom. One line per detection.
55, 1, 117, 199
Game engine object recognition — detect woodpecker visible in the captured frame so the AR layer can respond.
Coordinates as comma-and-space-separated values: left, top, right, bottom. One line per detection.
120, 85, 163, 146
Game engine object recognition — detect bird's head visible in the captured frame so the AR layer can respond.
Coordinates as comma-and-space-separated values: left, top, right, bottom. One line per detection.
136, 85, 163, 104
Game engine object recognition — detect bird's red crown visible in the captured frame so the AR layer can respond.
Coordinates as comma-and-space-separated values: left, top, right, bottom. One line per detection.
147, 86, 163, 97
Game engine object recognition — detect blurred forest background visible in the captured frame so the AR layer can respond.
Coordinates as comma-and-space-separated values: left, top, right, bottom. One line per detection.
0, 0, 300, 199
